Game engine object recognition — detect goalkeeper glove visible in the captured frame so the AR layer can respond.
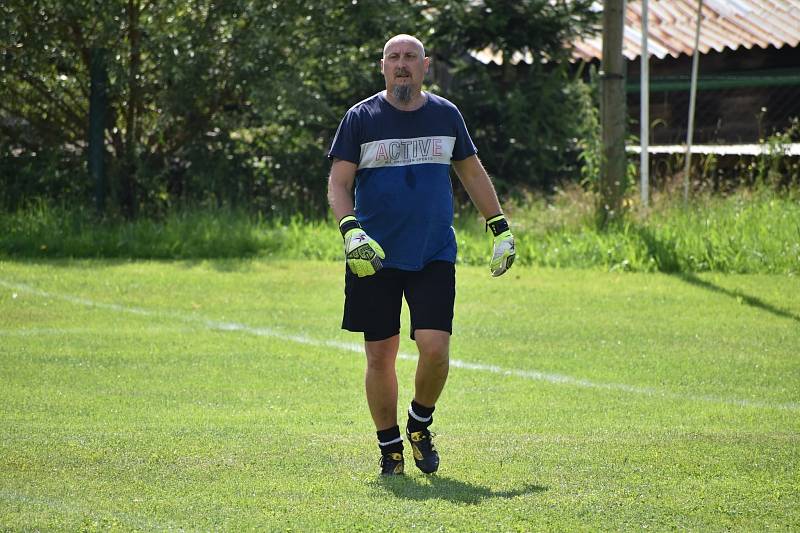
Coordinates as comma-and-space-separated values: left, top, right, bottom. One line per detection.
339, 215, 385, 277
486, 214, 516, 277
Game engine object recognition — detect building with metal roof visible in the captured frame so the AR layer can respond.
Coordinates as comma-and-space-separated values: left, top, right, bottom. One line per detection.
474, 1, 800, 146
572, 0, 800, 61
473, 0, 800, 64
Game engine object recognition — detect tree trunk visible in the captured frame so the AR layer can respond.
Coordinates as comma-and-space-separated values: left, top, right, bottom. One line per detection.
598, 0, 627, 227
89, 47, 108, 214
121, 0, 142, 217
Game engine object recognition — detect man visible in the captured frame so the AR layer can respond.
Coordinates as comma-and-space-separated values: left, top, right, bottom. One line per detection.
327, 34, 515, 476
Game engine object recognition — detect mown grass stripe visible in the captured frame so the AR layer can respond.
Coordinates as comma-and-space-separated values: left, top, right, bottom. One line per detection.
2, 278, 797, 412
0, 489, 180, 531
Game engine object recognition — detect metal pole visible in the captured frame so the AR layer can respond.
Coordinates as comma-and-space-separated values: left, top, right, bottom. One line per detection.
684, 0, 703, 203
640, 0, 649, 208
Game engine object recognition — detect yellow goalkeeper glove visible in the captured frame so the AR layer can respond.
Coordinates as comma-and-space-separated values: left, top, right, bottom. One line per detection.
486, 214, 516, 277
339, 215, 385, 277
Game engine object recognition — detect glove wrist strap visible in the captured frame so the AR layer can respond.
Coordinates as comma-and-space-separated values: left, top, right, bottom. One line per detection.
486, 214, 509, 237
338, 215, 361, 239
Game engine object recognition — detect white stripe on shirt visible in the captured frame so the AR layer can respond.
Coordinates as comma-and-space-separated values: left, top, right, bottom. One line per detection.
358, 136, 456, 170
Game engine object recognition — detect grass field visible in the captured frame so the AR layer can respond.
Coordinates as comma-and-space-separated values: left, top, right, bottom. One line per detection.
1, 259, 799, 530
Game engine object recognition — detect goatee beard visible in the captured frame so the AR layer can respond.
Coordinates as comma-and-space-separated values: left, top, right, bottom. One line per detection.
392, 85, 413, 104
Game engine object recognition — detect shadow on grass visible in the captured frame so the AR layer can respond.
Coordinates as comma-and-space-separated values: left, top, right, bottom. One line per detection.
634, 225, 800, 324
372, 475, 547, 505
677, 272, 800, 324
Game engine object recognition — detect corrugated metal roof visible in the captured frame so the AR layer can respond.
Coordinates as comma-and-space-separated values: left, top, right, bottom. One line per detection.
473, 0, 800, 64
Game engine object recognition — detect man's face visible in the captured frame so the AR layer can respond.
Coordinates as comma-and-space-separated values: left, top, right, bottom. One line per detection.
381, 40, 429, 99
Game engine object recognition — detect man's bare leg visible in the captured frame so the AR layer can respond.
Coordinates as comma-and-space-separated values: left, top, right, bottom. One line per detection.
405, 328, 449, 474
413, 329, 450, 407
364, 334, 400, 430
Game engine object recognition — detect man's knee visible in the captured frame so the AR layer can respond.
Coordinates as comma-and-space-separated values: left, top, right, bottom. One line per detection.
365, 335, 399, 371
415, 330, 450, 362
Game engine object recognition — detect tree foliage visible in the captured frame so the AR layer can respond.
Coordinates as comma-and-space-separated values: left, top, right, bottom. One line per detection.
1, 0, 599, 217
427, 0, 600, 193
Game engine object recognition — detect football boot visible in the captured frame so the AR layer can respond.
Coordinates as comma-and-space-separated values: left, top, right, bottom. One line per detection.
406, 428, 439, 474
379, 452, 404, 476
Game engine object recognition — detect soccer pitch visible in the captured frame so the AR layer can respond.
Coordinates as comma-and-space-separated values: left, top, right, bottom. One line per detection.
1, 259, 798, 531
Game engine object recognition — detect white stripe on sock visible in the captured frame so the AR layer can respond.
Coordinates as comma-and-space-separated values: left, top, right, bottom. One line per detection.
378, 436, 403, 447
408, 407, 432, 423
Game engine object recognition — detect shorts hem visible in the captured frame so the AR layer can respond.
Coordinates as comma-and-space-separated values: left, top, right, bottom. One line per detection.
342, 326, 400, 342
364, 330, 401, 342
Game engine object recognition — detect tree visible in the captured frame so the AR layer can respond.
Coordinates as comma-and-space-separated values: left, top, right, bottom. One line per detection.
426, 0, 601, 193
1, 0, 427, 215
1, 0, 601, 216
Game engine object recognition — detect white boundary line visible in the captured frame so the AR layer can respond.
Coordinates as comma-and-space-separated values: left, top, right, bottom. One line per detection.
2, 279, 798, 412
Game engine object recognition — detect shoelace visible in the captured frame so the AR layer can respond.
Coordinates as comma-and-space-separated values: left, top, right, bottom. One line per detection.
411, 431, 436, 449
382, 453, 403, 463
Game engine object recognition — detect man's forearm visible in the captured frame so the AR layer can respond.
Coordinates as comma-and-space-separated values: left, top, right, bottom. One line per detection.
462, 175, 502, 218
328, 180, 355, 222
453, 155, 503, 218
328, 159, 358, 222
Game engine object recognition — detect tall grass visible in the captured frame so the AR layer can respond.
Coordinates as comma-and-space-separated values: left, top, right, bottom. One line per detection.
0, 204, 266, 259
1, 188, 798, 274
456, 186, 800, 274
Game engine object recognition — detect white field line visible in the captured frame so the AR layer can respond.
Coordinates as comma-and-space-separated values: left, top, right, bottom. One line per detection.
2, 279, 798, 412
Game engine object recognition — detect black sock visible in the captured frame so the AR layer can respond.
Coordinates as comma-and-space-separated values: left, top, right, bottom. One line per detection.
377, 425, 403, 455
407, 399, 435, 433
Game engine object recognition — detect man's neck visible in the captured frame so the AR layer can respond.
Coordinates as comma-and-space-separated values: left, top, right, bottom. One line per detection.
383, 89, 427, 111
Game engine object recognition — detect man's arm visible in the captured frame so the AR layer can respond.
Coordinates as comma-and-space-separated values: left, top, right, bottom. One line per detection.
327, 158, 385, 277
327, 158, 357, 220
452, 155, 502, 218
453, 155, 516, 277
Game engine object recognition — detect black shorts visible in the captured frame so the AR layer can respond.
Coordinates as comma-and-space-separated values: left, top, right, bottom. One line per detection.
342, 260, 456, 342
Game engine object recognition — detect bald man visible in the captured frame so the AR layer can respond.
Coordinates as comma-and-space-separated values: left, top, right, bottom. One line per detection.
327, 34, 516, 476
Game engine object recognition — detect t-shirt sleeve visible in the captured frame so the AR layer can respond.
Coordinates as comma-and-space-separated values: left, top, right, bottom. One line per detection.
327, 109, 361, 164
451, 107, 478, 161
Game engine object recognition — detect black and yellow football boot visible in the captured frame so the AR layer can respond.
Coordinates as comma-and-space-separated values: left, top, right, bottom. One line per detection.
380, 452, 404, 476
406, 428, 439, 474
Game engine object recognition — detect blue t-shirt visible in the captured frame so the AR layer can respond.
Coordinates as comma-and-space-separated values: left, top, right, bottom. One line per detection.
327, 91, 477, 271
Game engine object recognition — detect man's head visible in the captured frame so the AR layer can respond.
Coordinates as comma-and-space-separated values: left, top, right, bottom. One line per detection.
381, 34, 430, 105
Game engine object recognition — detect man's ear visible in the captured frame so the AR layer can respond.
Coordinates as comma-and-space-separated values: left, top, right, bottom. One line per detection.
380, 58, 385, 74
424, 56, 431, 73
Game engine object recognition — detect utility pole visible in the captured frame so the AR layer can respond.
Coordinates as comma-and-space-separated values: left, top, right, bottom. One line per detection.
599, 0, 627, 227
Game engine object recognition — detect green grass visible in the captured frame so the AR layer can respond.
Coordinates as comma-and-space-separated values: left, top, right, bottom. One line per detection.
1, 259, 798, 530
2, 187, 798, 274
